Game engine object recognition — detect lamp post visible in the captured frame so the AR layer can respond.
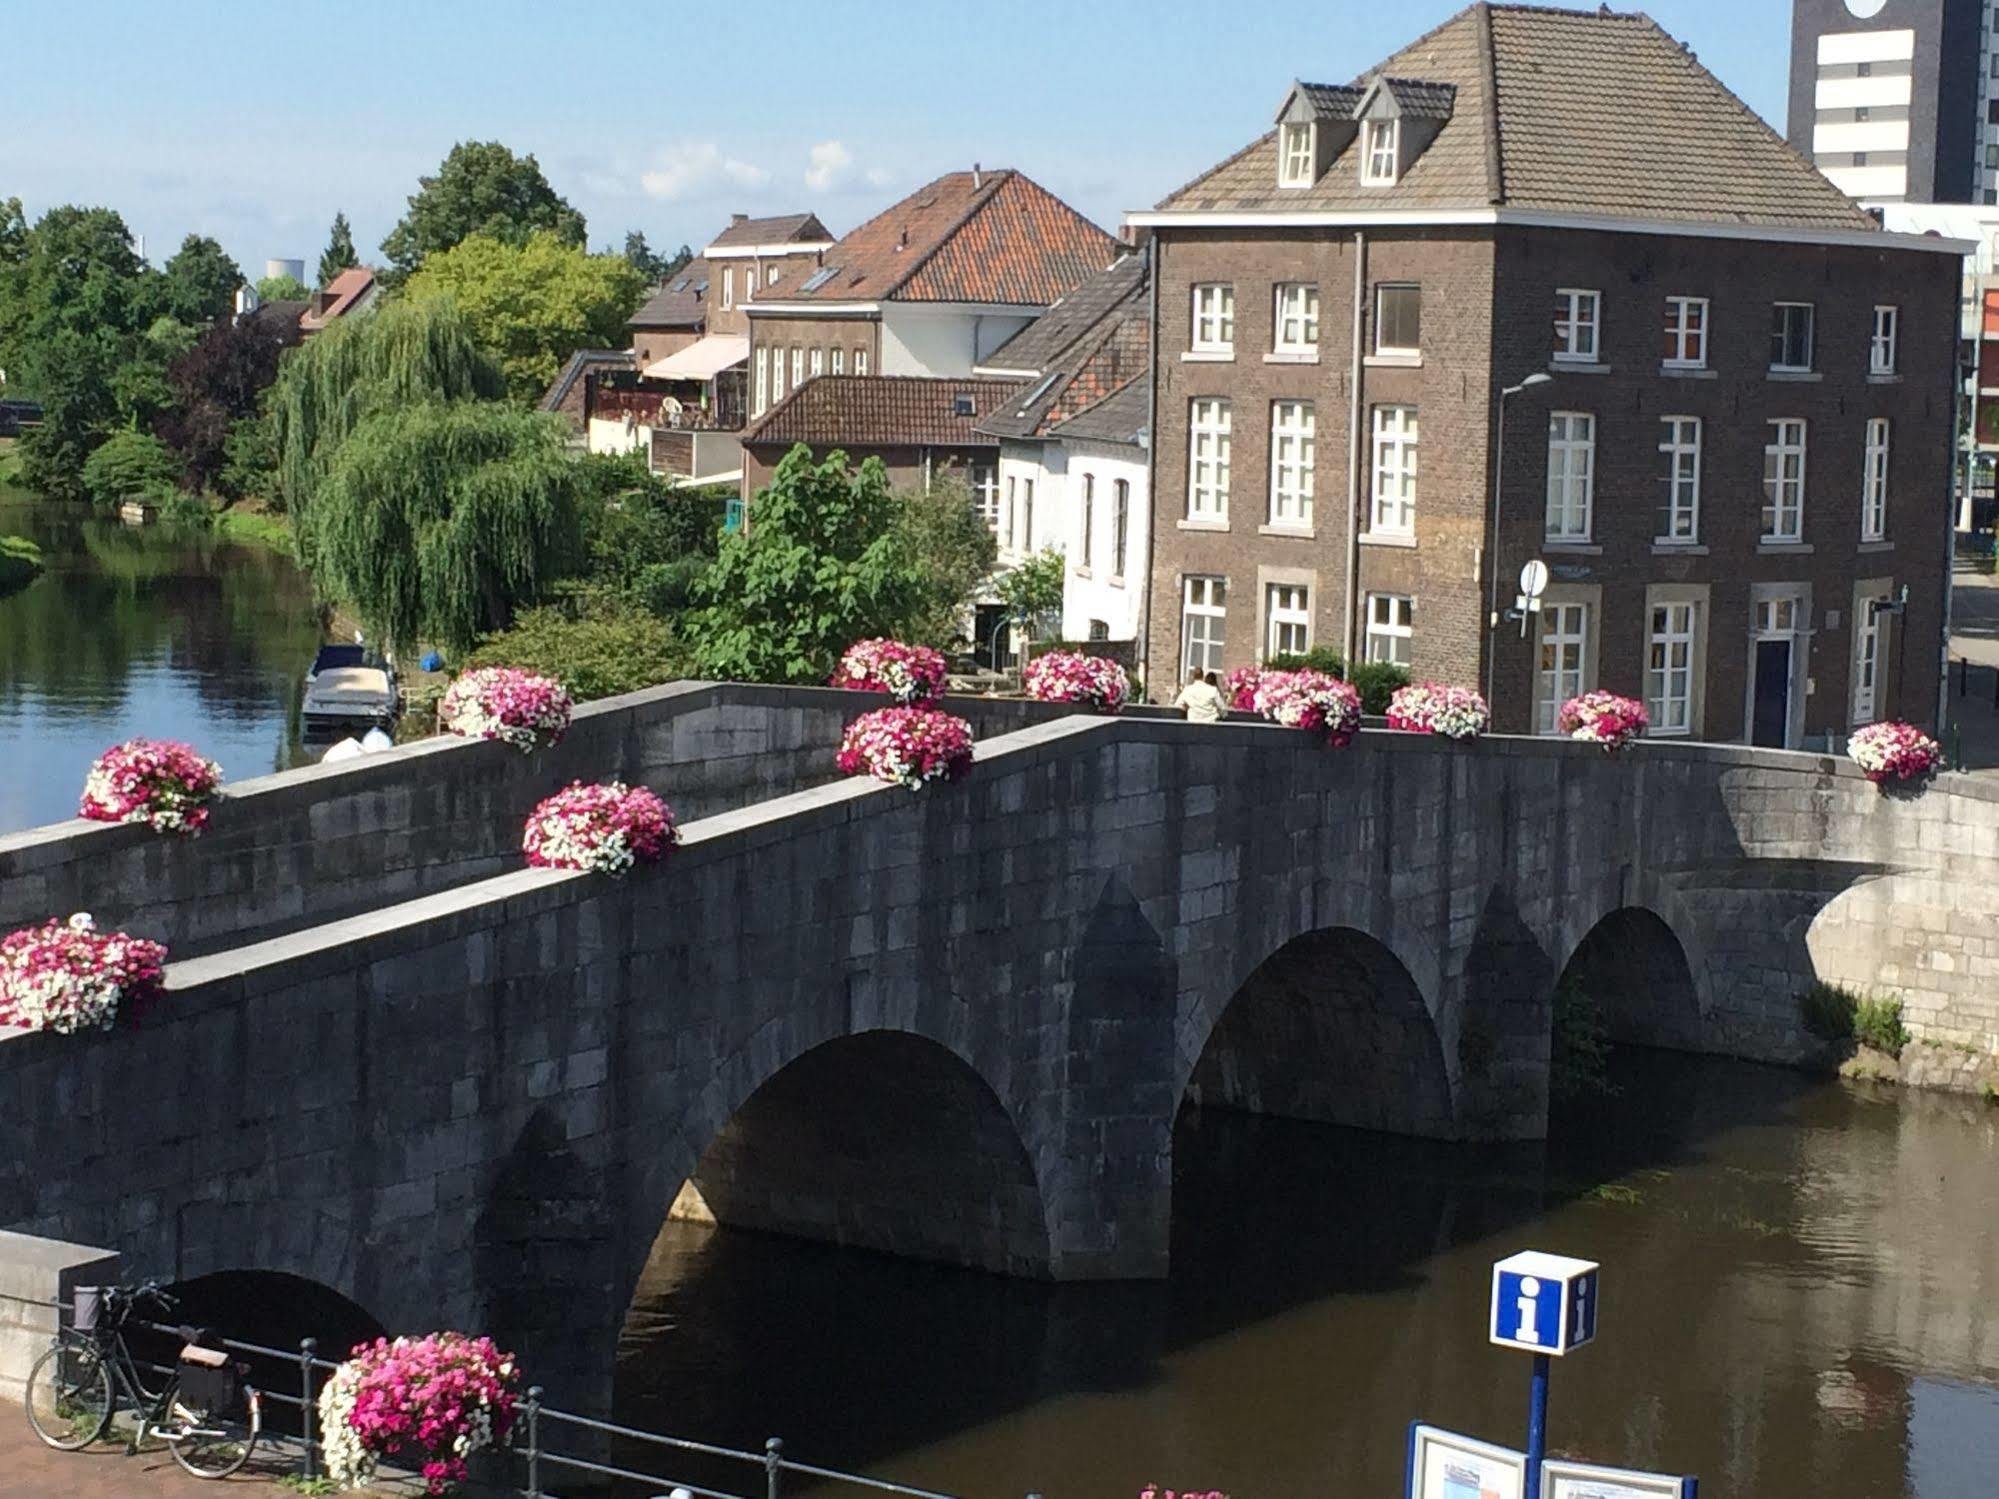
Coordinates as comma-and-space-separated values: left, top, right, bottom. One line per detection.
1484, 372, 1554, 711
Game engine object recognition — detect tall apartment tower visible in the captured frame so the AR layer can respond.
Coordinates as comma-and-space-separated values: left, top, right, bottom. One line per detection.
1786, 0, 1984, 202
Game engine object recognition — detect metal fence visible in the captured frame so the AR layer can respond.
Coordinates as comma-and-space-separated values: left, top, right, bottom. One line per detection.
0, 1288, 975, 1499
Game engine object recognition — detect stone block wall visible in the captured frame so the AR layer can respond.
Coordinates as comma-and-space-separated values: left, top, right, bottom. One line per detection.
0, 1231, 119, 1405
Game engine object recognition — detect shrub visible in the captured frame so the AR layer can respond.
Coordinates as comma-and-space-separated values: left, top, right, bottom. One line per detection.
1854, 995, 1909, 1056
1799, 980, 1858, 1042
1551, 976, 1615, 1102
80, 429, 180, 507
465, 594, 690, 702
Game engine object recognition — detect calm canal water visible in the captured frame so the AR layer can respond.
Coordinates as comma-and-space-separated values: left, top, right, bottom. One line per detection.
618, 1055, 1999, 1499
0, 487, 323, 833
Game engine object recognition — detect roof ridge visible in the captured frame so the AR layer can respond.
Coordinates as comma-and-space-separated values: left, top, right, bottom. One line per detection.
1349, 1, 1481, 87
875, 169, 1014, 299
1475, 2, 1504, 204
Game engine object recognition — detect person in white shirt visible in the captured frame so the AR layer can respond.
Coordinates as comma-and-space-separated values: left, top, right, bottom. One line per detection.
1174, 669, 1226, 724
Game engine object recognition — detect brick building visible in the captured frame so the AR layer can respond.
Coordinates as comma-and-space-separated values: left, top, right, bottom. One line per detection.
738, 375, 1018, 498
1127, 2, 1966, 743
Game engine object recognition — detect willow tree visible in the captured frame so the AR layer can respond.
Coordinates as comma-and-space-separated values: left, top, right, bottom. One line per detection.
306, 401, 581, 657
268, 297, 503, 526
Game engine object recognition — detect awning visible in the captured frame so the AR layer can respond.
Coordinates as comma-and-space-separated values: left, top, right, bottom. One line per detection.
643, 334, 749, 382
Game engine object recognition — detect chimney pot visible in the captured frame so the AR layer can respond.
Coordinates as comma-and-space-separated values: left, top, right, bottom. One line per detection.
732, 212, 748, 223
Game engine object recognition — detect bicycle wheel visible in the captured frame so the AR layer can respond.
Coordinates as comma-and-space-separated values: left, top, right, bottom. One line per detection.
24, 1341, 113, 1450
167, 1384, 260, 1479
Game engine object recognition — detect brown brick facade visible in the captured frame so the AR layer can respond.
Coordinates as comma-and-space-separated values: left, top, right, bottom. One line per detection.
1145, 223, 1958, 744
747, 315, 882, 415
634, 327, 700, 367
741, 441, 990, 500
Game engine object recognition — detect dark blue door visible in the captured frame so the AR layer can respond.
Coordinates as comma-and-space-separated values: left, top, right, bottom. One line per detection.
1752, 638, 1791, 747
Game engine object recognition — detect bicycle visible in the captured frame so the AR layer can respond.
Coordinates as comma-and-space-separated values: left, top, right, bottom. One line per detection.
22, 1279, 262, 1479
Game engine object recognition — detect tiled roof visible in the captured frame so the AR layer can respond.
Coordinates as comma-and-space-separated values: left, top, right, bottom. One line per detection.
299, 267, 376, 331
1049, 378, 1147, 447
1384, 78, 1458, 119
1294, 82, 1365, 119
768, 168, 1118, 306
977, 256, 1149, 449
538, 348, 633, 412
979, 253, 1146, 374
1157, 3, 1878, 233
707, 212, 833, 250
630, 259, 711, 328
740, 376, 1020, 449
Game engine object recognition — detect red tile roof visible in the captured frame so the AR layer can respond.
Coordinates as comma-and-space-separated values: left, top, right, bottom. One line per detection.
299, 267, 376, 331
741, 376, 1020, 449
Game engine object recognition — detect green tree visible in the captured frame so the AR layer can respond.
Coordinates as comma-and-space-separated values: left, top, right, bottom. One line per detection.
464, 592, 690, 700
305, 400, 582, 655
572, 452, 726, 592
683, 446, 929, 683
81, 429, 180, 506
160, 234, 242, 325
997, 547, 1064, 643
268, 297, 505, 519
894, 476, 997, 649
0, 197, 29, 388
256, 273, 311, 303
319, 211, 358, 286
379, 141, 585, 281
622, 230, 667, 282
404, 231, 647, 401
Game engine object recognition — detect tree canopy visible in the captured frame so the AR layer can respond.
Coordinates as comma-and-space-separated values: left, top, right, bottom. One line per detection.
895, 475, 998, 650
620, 232, 692, 284
256, 273, 311, 303
156, 309, 301, 494
318, 212, 357, 287
160, 234, 242, 325
305, 400, 583, 656
404, 231, 647, 401
379, 141, 585, 281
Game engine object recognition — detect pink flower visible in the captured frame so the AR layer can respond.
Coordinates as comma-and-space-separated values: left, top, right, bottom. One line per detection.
78, 738, 222, 835
1252, 670, 1361, 747
1022, 651, 1131, 713
1386, 682, 1490, 741
440, 668, 573, 752
832, 638, 949, 705
523, 782, 677, 875
322, 1332, 519, 1496
0, 914, 167, 1034
837, 707, 976, 789
1222, 666, 1264, 712
1848, 720, 1943, 786
1557, 691, 1649, 753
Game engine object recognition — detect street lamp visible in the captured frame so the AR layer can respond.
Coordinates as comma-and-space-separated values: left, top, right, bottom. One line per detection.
1484, 372, 1555, 709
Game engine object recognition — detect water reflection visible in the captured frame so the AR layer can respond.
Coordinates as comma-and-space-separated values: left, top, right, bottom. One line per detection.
618, 1056, 1999, 1499
0, 489, 323, 833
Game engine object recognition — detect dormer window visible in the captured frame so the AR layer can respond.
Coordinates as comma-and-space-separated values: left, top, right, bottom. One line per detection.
1362, 119, 1400, 185
1279, 122, 1316, 188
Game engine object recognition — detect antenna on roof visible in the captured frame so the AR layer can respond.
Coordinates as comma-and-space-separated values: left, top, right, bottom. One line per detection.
973, 163, 982, 189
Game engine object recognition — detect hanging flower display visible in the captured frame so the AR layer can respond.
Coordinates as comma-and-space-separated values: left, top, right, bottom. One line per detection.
836, 706, 976, 790
439, 668, 574, 753
1023, 651, 1131, 714
316, 1332, 520, 1496
78, 738, 223, 835
522, 781, 677, 875
1252, 669, 1363, 747
1847, 721, 1944, 787
1557, 691, 1650, 753
0, 914, 168, 1035
1222, 666, 1264, 712
1386, 683, 1491, 741
831, 638, 949, 706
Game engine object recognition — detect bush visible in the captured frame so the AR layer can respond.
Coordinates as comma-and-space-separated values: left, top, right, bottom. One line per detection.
1854, 995, 1909, 1056
465, 593, 691, 702
1799, 980, 1858, 1043
80, 429, 180, 507
1260, 648, 1410, 715
1550, 976, 1615, 1103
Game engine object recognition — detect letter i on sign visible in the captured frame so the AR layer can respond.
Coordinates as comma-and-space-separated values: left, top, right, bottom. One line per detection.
1515, 1276, 1541, 1344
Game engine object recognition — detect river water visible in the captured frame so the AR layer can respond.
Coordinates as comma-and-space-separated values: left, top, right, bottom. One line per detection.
618, 1055, 1999, 1499
0, 487, 323, 834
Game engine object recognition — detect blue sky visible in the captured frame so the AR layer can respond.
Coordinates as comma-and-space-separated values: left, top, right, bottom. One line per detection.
7, 1, 1795, 275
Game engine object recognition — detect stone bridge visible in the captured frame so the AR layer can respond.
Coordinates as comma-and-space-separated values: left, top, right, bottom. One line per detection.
2, 685, 1995, 1410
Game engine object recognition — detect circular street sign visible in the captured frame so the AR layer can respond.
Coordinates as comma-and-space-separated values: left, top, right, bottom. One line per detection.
1518, 559, 1550, 600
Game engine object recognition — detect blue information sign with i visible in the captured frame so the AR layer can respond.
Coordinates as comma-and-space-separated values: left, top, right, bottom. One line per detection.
1489, 1250, 1599, 1356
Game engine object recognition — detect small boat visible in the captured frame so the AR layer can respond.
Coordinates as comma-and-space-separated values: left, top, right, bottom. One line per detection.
301, 643, 401, 729
118, 500, 158, 526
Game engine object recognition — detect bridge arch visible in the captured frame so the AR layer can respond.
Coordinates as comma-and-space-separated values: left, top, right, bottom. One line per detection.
1554, 905, 1704, 1052
1183, 925, 1454, 1138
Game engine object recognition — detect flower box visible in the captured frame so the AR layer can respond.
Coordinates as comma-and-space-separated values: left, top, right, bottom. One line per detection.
439, 668, 574, 753
1557, 691, 1649, 753
1386, 682, 1490, 741
1848, 721, 1943, 787
317, 1332, 519, 1495
832, 638, 948, 705
79, 738, 222, 835
0, 914, 167, 1034
522, 781, 677, 875
836, 706, 976, 789
1023, 651, 1131, 714
1222, 666, 1263, 712
1252, 669, 1361, 747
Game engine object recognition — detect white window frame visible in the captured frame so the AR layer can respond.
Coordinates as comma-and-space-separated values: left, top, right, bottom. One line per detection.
1870, 305, 1898, 375
809, 347, 824, 379
753, 347, 769, 415
772, 346, 787, 401
1191, 284, 1235, 354
1554, 288, 1601, 363
1862, 417, 1890, 541
971, 463, 999, 534
1266, 582, 1312, 659
1279, 121, 1315, 187
1181, 575, 1227, 679
1079, 472, 1095, 569
1268, 400, 1315, 528
1187, 398, 1232, 520
1535, 601, 1590, 735
831, 347, 845, 375
1374, 283, 1421, 358
1369, 404, 1417, 536
1014, 476, 1035, 554
1663, 296, 1708, 368
1762, 418, 1807, 542
1111, 478, 1130, 579
1273, 283, 1319, 354
1361, 118, 1400, 185
1771, 302, 1815, 373
1365, 593, 1414, 666
855, 347, 869, 375
790, 347, 804, 389
1853, 601, 1884, 725
1545, 411, 1595, 542
1646, 601, 1697, 737
722, 266, 735, 310
1657, 416, 1701, 544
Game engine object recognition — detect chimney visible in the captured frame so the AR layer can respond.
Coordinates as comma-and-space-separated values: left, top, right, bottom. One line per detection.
972, 162, 982, 189
731, 212, 748, 224
896, 225, 908, 251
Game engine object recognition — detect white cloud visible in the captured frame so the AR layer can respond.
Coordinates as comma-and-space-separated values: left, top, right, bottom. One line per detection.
641, 143, 770, 201
804, 140, 854, 194
864, 167, 894, 189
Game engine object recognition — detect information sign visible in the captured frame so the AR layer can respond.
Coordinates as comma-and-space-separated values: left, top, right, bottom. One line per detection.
1541, 1458, 1695, 1499
1489, 1250, 1599, 1356
1406, 1423, 1527, 1499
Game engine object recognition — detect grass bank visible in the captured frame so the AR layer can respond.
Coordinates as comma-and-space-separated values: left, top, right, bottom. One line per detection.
0, 436, 21, 488
211, 500, 294, 554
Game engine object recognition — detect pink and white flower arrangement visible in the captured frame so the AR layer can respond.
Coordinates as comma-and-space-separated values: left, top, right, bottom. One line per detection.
522, 781, 677, 875
836, 706, 976, 790
439, 668, 573, 753
1140, 1486, 1228, 1499
1848, 721, 1944, 786
1386, 682, 1490, 741
1557, 691, 1650, 753
1023, 651, 1131, 714
316, 1331, 519, 1495
79, 738, 222, 835
1252, 669, 1362, 747
1222, 666, 1264, 712
0, 913, 167, 1035
832, 638, 948, 705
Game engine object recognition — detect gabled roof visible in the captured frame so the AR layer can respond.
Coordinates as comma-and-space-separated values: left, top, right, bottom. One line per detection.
299, 267, 377, 332
741, 375, 1019, 449
1155, 3, 1879, 233
1049, 378, 1147, 447
760, 168, 1119, 307
977, 254, 1149, 450
630, 258, 712, 328
979, 253, 1146, 375
538, 348, 633, 413
707, 212, 834, 251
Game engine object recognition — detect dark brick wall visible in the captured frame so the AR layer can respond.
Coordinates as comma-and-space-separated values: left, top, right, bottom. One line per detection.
741, 440, 991, 499
747, 314, 881, 409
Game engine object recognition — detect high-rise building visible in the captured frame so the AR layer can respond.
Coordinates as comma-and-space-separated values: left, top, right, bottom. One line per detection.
1786, 0, 1983, 203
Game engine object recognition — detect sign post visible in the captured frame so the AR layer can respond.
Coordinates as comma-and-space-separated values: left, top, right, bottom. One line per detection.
1489, 1250, 1599, 1497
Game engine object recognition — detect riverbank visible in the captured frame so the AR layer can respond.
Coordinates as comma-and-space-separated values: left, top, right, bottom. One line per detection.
210, 500, 293, 555
1841, 1037, 1999, 1098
